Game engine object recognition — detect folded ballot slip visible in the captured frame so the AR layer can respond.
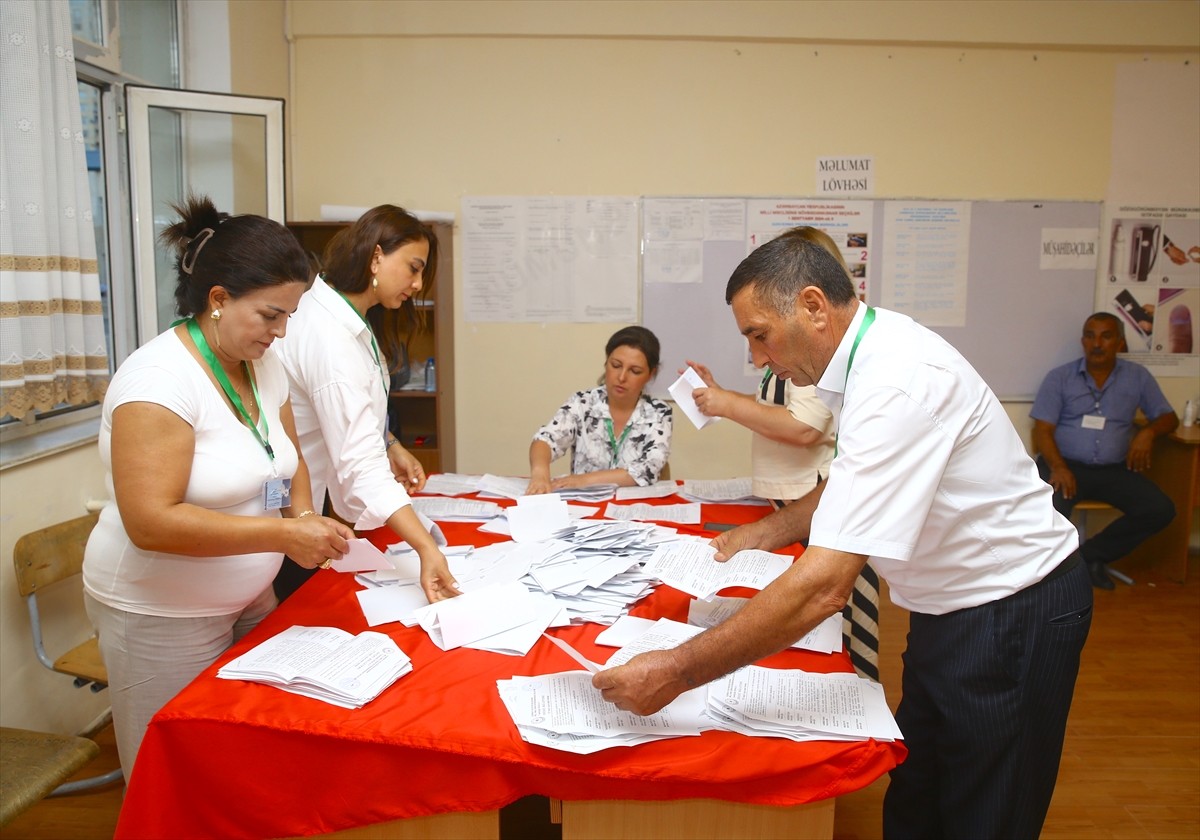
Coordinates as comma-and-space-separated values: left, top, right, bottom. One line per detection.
668, 367, 720, 430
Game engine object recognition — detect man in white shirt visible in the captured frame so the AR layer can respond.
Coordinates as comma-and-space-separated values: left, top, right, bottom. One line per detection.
592, 234, 1092, 839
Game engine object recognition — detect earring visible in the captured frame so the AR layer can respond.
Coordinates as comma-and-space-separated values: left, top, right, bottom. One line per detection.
211, 309, 221, 321
372, 276, 378, 290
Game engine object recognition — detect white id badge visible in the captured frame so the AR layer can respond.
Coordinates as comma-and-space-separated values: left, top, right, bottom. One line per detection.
263, 477, 292, 511
1081, 414, 1106, 430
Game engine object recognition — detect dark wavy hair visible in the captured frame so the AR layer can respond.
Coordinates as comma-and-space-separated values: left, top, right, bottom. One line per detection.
319, 205, 439, 370
726, 228, 856, 314
159, 195, 310, 318
606, 325, 661, 373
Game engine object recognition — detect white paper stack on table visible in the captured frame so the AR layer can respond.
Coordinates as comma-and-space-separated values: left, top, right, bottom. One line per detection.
496, 670, 709, 754
415, 473, 485, 497
411, 496, 503, 522
678, 477, 769, 504
706, 665, 903, 742
509, 617, 901, 753
216, 625, 412, 709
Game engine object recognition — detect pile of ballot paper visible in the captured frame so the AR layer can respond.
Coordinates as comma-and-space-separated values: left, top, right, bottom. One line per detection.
342, 496, 676, 654
495, 616, 901, 754
217, 625, 413, 709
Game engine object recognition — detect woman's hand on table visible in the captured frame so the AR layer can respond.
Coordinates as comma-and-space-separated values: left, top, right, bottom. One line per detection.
287, 515, 354, 569
526, 474, 553, 495
388, 443, 427, 493
549, 473, 589, 491
592, 649, 686, 716
420, 547, 460, 602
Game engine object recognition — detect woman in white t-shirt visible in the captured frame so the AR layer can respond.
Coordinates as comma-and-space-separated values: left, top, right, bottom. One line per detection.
82, 196, 353, 781
275, 205, 457, 604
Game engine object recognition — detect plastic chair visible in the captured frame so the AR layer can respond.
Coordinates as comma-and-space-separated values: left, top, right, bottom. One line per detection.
12, 513, 124, 792
1072, 500, 1134, 585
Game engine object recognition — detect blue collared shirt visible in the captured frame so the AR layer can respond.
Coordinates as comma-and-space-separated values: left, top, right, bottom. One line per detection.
1030, 357, 1174, 465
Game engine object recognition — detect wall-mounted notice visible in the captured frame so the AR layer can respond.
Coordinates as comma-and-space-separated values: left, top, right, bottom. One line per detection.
881, 201, 971, 327
462, 196, 639, 323
1100, 204, 1200, 378
745, 199, 875, 302
815, 156, 874, 197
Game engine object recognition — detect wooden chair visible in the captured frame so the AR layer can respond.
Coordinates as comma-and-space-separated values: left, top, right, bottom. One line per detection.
0, 727, 99, 825
1072, 500, 1134, 585
12, 513, 124, 791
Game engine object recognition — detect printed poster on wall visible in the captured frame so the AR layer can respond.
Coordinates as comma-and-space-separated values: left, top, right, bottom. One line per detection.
745, 199, 875, 302
461, 196, 639, 323
1101, 205, 1200, 379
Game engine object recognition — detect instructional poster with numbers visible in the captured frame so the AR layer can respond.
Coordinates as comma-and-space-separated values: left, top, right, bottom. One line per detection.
462, 196, 639, 323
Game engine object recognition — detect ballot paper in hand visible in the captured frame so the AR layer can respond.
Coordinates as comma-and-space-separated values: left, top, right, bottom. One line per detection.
496, 670, 707, 754
329, 538, 394, 573
216, 625, 412, 709
689, 596, 844, 654
668, 367, 719, 430
644, 540, 793, 599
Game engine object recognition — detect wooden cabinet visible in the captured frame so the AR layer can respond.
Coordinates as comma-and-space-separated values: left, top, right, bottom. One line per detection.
285, 220, 455, 474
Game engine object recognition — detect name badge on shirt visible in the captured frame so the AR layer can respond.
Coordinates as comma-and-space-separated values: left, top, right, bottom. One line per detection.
1081, 414, 1106, 430
263, 477, 292, 511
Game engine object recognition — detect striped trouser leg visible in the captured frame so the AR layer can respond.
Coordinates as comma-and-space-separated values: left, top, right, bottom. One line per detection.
841, 563, 881, 681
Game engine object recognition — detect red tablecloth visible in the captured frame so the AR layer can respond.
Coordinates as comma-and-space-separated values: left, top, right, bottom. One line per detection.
115, 497, 905, 839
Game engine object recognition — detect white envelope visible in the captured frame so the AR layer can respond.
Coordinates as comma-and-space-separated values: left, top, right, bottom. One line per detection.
667, 367, 719, 430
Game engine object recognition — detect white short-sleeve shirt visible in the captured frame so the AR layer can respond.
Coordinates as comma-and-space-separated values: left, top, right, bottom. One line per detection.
83, 329, 299, 617
810, 304, 1078, 614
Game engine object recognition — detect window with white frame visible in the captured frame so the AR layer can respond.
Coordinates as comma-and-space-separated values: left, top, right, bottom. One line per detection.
0, 0, 181, 431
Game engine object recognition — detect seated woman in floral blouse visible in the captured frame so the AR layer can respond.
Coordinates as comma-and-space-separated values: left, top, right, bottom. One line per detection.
527, 326, 672, 494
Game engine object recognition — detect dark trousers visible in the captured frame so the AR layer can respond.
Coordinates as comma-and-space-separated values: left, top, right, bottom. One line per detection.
882, 558, 1092, 840
1036, 456, 1175, 566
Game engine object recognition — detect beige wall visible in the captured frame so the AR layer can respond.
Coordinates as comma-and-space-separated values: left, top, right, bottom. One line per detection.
279, 0, 1199, 479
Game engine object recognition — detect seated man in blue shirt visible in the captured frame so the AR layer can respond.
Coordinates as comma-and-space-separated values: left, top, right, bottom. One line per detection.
1031, 312, 1178, 589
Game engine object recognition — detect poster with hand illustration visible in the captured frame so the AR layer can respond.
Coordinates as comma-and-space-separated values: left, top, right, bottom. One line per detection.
1103, 206, 1199, 379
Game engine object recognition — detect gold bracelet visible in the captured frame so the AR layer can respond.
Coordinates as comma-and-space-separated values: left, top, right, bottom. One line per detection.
296, 509, 317, 519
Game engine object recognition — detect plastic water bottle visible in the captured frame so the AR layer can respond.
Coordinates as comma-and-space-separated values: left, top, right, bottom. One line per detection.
424, 357, 437, 392
1184, 399, 1197, 427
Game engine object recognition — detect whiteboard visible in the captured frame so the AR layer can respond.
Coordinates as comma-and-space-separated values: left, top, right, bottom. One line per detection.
642, 199, 1101, 401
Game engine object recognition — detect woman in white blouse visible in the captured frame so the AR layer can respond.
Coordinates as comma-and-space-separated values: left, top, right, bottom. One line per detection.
275, 205, 456, 603
83, 196, 354, 780
528, 326, 673, 493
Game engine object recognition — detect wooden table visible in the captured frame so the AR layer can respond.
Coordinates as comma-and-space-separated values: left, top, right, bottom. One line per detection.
114, 496, 904, 840
1120, 425, 1200, 582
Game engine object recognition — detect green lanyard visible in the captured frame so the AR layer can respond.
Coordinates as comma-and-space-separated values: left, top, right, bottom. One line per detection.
185, 318, 275, 464
605, 418, 633, 468
333, 286, 389, 402
834, 306, 876, 458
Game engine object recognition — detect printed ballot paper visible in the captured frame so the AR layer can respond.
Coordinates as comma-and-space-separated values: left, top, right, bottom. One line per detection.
668, 366, 719, 430
216, 625, 412, 709
644, 540, 792, 599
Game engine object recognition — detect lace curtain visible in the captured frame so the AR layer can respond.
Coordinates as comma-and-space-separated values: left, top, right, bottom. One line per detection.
0, 0, 109, 420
